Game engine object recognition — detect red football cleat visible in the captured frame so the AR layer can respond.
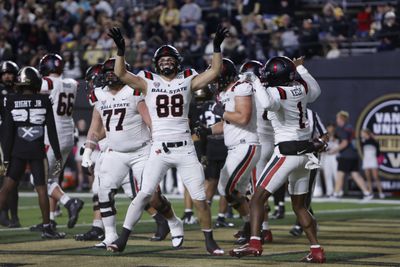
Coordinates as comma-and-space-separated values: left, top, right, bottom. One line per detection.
301, 247, 326, 263
229, 240, 263, 258
261, 229, 273, 243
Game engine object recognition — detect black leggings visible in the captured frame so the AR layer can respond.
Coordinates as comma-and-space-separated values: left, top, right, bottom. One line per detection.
7, 157, 48, 186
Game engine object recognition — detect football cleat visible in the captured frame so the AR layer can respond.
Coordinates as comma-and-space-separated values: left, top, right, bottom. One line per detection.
41, 225, 66, 239
30, 220, 57, 232
230, 241, 263, 258
290, 225, 303, 237
301, 247, 326, 263
271, 205, 285, 219
215, 217, 234, 228
8, 218, 21, 228
66, 198, 84, 228
181, 211, 198, 225
75, 226, 105, 241
233, 230, 243, 239
0, 211, 10, 227
107, 237, 127, 252
261, 229, 273, 243
170, 218, 184, 248
205, 237, 224, 256
150, 217, 170, 241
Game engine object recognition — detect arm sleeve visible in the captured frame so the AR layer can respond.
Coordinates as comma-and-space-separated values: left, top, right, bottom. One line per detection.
296, 65, 321, 103
45, 97, 62, 160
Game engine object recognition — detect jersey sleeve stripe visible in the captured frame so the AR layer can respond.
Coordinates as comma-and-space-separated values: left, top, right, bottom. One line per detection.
297, 78, 308, 94
184, 69, 192, 78
43, 77, 54, 90
133, 89, 141, 96
276, 87, 287, 99
144, 71, 154, 80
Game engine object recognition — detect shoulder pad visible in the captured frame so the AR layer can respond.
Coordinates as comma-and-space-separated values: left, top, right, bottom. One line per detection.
276, 87, 287, 99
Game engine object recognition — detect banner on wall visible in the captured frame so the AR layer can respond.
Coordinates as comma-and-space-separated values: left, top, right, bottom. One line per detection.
355, 93, 400, 189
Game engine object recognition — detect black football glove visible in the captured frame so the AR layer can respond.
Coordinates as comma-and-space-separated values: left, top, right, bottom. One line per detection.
312, 138, 328, 153
213, 24, 229, 52
212, 102, 225, 117
108, 27, 125, 56
194, 124, 212, 138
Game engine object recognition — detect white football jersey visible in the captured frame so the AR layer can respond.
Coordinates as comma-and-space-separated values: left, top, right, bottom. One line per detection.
253, 80, 274, 139
255, 65, 321, 144
41, 75, 78, 143
219, 81, 259, 148
138, 69, 198, 142
91, 85, 150, 152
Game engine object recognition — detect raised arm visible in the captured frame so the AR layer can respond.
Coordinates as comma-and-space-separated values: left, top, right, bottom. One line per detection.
191, 25, 229, 91
137, 100, 152, 130
108, 27, 147, 94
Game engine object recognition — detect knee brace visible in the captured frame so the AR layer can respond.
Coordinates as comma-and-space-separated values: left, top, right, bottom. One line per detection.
92, 194, 100, 211
225, 190, 246, 209
98, 189, 117, 218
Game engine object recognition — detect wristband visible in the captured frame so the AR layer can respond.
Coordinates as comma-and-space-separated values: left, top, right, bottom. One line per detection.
213, 46, 221, 53
82, 148, 93, 159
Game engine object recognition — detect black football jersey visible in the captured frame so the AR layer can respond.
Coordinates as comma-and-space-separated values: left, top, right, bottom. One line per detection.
3, 93, 61, 161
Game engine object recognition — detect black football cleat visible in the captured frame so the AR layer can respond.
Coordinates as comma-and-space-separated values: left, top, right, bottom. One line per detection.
215, 217, 234, 228
107, 237, 127, 252
271, 205, 285, 219
290, 225, 303, 237
8, 218, 21, 228
41, 225, 66, 239
66, 198, 84, 228
0, 211, 10, 227
30, 220, 57, 232
150, 217, 170, 241
75, 226, 104, 241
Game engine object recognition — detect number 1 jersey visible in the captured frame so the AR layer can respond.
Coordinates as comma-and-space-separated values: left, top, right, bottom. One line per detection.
138, 69, 198, 142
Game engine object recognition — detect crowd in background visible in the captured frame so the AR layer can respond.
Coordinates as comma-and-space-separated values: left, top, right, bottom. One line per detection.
0, 0, 399, 79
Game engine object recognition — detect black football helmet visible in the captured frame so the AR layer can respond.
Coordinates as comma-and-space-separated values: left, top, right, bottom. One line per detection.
85, 63, 103, 90
15, 66, 42, 92
261, 56, 296, 87
39, 53, 64, 76
0, 61, 19, 86
239, 60, 263, 78
152, 45, 183, 75
215, 58, 238, 92
102, 58, 130, 87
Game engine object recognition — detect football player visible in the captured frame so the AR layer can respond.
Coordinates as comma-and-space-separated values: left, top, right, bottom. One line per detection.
30, 54, 84, 232
0, 61, 21, 228
107, 25, 228, 255
230, 56, 326, 263
239, 60, 273, 243
0, 67, 64, 238
80, 58, 177, 248
199, 59, 261, 245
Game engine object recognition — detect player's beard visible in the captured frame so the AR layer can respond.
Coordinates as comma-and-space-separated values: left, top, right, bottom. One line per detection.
159, 62, 177, 76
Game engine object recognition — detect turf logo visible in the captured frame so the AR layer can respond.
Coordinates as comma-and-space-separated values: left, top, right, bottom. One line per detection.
356, 93, 400, 179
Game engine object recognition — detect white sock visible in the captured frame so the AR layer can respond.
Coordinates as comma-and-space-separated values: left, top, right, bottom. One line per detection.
184, 208, 193, 213
122, 192, 150, 230
93, 219, 103, 229
363, 191, 370, 196
60, 194, 71, 205
250, 236, 261, 240
242, 214, 250, 223
49, 212, 55, 221
278, 201, 284, 206
202, 229, 212, 232
310, 244, 321, 248
262, 221, 269, 230
218, 213, 225, 218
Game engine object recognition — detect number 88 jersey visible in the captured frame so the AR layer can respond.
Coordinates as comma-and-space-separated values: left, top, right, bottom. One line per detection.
138, 69, 198, 142
41, 76, 78, 137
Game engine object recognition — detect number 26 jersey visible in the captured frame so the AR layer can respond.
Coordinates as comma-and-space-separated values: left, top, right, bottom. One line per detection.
138, 69, 198, 142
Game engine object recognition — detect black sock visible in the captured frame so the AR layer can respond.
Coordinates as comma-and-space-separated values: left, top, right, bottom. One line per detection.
120, 227, 131, 243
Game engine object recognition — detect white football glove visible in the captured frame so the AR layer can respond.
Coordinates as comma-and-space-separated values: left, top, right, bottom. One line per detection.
81, 148, 94, 175
239, 71, 259, 83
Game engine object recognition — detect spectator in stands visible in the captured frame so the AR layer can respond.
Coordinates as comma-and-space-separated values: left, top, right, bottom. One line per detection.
377, 11, 400, 51
325, 39, 341, 59
278, 14, 299, 59
17, 43, 34, 67
331, 111, 372, 200
29, 45, 47, 67
356, 5, 373, 39
159, 0, 180, 32
190, 24, 208, 70
329, 7, 350, 40
179, 0, 202, 35
221, 31, 246, 65
0, 36, 13, 61
298, 18, 321, 59
203, 0, 227, 36
63, 50, 82, 79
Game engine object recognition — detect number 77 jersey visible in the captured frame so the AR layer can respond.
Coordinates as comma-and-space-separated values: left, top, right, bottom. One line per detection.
138, 69, 198, 142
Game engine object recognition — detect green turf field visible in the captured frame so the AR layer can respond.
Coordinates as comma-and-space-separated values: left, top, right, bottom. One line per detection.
1, 194, 400, 267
